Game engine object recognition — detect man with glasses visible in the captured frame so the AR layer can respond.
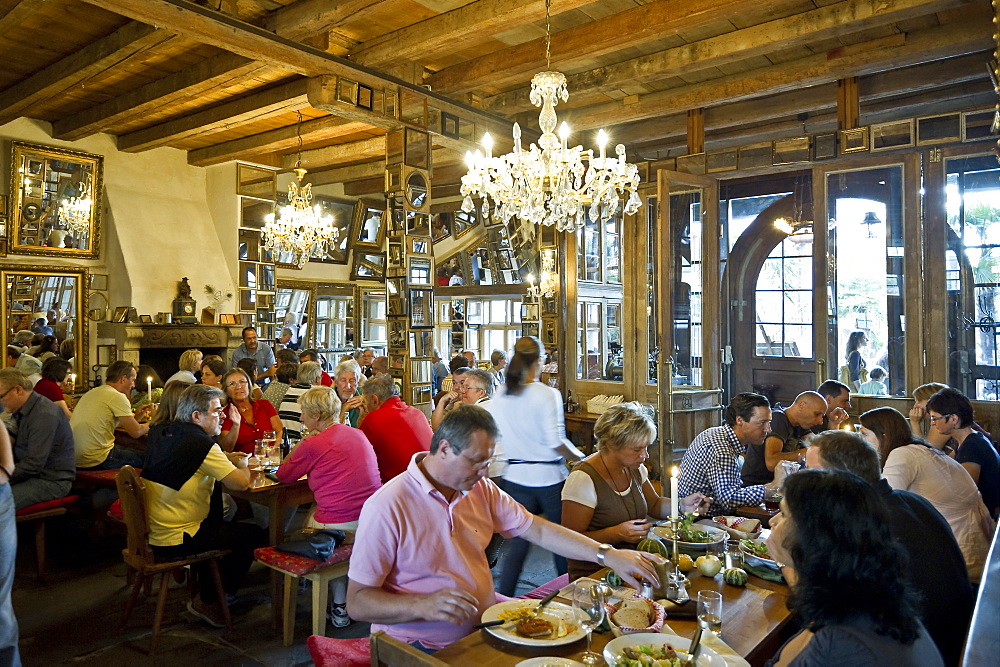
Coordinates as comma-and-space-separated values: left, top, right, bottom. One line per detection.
142, 385, 264, 628
430, 366, 471, 430
231, 327, 276, 386
333, 360, 365, 427
0, 369, 75, 509
347, 405, 663, 652
71, 360, 148, 470
679, 392, 777, 515
459, 369, 493, 406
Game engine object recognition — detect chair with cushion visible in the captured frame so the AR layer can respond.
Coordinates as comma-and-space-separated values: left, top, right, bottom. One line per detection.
305, 634, 370, 667
115, 465, 232, 653
15, 495, 79, 579
370, 631, 448, 666
253, 543, 353, 646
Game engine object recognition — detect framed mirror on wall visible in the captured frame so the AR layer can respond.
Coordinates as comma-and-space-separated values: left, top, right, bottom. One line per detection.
2, 265, 88, 393
8, 142, 103, 258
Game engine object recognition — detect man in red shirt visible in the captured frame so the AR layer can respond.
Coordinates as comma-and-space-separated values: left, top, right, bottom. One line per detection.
359, 376, 432, 483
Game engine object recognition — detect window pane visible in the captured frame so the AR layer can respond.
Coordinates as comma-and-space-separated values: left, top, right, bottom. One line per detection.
783, 325, 812, 357
783, 291, 811, 324
756, 324, 783, 356
755, 291, 784, 323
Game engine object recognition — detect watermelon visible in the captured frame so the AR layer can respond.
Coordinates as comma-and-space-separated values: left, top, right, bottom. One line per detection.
724, 567, 749, 587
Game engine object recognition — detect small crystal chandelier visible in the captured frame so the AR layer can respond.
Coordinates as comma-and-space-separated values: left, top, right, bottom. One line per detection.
264, 112, 337, 268
460, 0, 641, 232
57, 182, 93, 239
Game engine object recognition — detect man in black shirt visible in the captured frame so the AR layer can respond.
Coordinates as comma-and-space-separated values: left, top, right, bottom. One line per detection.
805, 430, 974, 666
812, 379, 852, 432
741, 391, 826, 486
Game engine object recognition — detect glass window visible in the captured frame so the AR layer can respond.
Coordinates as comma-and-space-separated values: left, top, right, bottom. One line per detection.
755, 237, 813, 358
672, 191, 703, 386
945, 154, 1000, 400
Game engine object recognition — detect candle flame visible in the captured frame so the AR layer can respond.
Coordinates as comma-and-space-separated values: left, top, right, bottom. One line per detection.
671, 466, 679, 478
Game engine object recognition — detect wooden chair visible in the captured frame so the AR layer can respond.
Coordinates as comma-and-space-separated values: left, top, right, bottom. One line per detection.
369, 631, 448, 666
14, 495, 79, 579
115, 465, 232, 653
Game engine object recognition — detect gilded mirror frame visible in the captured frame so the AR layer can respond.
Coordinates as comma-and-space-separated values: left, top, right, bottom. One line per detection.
8, 142, 104, 259
2, 263, 89, 393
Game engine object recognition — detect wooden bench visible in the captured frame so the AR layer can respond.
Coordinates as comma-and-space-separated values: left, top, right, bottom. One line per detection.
15, 495, 79, 579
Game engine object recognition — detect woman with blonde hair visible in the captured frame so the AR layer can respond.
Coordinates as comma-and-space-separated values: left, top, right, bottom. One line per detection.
167, 348, 203, 385
276, 386, 381, 628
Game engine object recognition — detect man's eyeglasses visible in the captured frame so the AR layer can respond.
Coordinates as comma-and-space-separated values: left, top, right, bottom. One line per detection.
460, 453, 495, 470
929, 414, 952, 423
211, 407, 226, 416
0, 386, 15, 402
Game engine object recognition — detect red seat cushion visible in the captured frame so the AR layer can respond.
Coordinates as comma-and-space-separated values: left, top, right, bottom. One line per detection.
254, 544, 353, 577
306, 634, 369, 667
15, 495, 80, 517
108, 499, 124, 520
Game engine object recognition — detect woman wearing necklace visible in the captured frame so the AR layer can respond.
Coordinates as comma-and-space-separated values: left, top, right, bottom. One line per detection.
562, 402, 708, 581
218, 368, 283, 455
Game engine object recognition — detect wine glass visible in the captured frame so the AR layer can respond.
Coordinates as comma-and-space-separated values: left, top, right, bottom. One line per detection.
572, 581, 607, 665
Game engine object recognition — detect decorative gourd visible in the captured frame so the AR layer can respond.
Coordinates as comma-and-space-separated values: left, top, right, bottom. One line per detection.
724, 567, 749, 587
636, 537, 668, 558
605, 570, 624, 587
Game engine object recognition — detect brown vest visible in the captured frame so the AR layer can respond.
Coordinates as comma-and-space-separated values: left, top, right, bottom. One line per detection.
567, 459, 648, 581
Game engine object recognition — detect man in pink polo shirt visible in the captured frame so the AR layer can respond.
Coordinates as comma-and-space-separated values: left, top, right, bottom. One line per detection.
347, 405, 662, 651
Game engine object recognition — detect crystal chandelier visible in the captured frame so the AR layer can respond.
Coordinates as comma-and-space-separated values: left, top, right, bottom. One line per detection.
263, 112, 337, 268
460, 0, 641, 231
57, 183, 93, 239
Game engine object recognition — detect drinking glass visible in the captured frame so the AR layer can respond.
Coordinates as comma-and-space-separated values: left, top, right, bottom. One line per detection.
697, 590, 722, 635
572, 581, 606, 665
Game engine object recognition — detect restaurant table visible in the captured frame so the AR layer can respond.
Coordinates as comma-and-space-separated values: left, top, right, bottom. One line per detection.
565, 411, 600, 455
434, 568, 793, 667
227, 471, 314, 628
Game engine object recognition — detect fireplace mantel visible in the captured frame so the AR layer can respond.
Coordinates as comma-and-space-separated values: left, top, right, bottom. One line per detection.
97, 323, 245, 365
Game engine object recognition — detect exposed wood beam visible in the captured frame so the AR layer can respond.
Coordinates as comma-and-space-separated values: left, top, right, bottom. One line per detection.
0, 21, 171, 126
284, 135, 386, 169
262, 0, 385, 41
117, 79, 310, 152
426, 0, 801, 94
0, 0, 47, 36
837, 77, 860, 129
484, 0, 970, 115
349, 0, 586, 68
859, 51, 990, 100
687, 109, 704, 155
187, 117, 370, 167
80, 0, 514, 139
305, 161, 385, 186
560, 13, 989, 131
52, 53, 267, 140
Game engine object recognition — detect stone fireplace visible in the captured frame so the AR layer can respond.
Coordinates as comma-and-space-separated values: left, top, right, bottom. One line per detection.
96, 323, 245, 382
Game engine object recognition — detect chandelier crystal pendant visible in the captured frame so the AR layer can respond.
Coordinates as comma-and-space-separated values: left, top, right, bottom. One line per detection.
263, 112, 338, 268
57, 183, 93, 239
460, 0, 642, 231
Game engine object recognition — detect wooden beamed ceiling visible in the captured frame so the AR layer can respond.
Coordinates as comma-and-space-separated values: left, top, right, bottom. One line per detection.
0, 0, 993, 195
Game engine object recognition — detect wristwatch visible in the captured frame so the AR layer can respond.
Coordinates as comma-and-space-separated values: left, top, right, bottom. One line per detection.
596, 543, 612, 565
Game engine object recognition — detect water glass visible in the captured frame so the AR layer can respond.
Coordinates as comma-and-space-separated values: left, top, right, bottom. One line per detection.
572, 581, 607, 666
697, 590, 722, 635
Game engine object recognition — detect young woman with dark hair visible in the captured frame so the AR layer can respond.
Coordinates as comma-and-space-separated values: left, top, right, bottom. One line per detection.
767, 469, 943, 665
484, 336, 585, 596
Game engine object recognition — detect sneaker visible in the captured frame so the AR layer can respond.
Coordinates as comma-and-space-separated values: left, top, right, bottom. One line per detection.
328, 604, 351, 628
186, 599, 225, 628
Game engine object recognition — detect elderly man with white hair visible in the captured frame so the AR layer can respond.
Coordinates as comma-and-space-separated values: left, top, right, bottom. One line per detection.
333, 360, 365, 427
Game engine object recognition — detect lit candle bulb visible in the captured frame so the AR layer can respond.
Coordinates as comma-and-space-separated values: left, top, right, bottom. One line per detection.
558, 122, 570, 150
597, 129, 608, 161
147, 376, 153, 401
670, 466, 680, 519
482, 132, 493, 159
842, 422, 853, 431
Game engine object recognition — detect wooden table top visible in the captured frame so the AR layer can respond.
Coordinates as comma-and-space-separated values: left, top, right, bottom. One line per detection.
434, 569, 792, 666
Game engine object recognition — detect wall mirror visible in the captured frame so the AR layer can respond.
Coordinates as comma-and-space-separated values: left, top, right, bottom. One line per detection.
9, 142, 104, 258
315, 283, 355, 352
2, 265, 88, 393
275, 280, 316, 350
404, 169, 429, 212
236, 163, 276, 199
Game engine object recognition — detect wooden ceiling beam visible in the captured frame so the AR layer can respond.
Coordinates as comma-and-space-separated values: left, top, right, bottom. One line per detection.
484, 0, 969, 115
117, 78, 310, 151
52, 53, 266, 140
560, 13, 990, 131
284, 135, 386, 169
262, 0, 386, 41
0, 21, 172, 126
187, 116, 370, 167
79, 0, 513, 140
0, 0, 48, 36
349, 0, 587, 68
426, 0, 799, 95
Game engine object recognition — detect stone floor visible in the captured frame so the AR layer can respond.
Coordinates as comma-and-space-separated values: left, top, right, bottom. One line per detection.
11, 511, 560, 665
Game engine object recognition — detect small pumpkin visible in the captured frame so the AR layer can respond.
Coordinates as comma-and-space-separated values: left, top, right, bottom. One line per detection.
605, 570, 624, 587
637, 537, 668, 558
724, 567, 749, 587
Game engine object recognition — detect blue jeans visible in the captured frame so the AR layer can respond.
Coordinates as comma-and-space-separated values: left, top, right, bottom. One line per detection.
497, 480, 567, 597
0, 483, 21, 667
84, 445, 145, 471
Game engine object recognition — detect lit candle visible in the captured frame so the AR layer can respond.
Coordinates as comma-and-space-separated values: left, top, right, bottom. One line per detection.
68, 373, 76, 386
597, 129, 608, 161
670, 466, 680, 519
147, 376, 153, 401
482, 132, 493, 160
842, 422, 853, 431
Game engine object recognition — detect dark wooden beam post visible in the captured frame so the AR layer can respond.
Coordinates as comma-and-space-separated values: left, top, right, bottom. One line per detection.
687, 108, 704, 154
837, 76, 860, 129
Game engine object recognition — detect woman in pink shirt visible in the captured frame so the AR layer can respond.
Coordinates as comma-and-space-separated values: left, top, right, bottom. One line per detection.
276, 386, 381, 629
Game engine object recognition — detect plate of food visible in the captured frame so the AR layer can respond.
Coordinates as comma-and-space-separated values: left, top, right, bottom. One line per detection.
739, 538, 781, 572
711, 516, 762, 540
515, 658, 585, 666
652, 519, 727, 553
604, 632, 727, 667
479, 600, 586, 647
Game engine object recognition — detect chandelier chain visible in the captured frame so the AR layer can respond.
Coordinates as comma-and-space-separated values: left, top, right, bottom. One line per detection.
544, 0, 552, 71
295, 110, 303, 170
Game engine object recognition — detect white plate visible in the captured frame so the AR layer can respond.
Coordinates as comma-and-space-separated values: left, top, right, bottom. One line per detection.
480, 600, 587, 647
515, 658, 585, 666
604, 632, 727, 667
652, 523, 728, 551
739, 539, 781, 572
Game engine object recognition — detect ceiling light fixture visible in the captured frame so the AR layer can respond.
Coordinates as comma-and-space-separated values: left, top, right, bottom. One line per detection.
57, 182, 93, 240
263, 111, 337, 268
460, 0, 642, 231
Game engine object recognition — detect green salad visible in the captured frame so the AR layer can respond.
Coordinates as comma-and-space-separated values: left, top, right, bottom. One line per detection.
740, 539, 772, 560
663, 514, 715, 543
614, 644, 683, 666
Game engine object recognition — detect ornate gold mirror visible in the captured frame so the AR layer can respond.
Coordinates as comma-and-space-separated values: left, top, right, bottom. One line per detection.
2, 265, 88, 393
8, 142, 104, 258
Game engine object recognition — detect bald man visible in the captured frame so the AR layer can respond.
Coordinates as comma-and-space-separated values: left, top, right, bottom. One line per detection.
741, 391, 827, 486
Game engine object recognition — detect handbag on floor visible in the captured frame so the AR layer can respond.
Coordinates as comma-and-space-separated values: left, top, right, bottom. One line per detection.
275, 529, 346, 561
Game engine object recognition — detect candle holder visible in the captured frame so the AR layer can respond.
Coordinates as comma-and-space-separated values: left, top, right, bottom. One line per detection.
665, 515, 689, 601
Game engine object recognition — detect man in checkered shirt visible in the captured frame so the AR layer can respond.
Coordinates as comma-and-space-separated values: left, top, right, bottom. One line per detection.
678, 392, 775, 516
